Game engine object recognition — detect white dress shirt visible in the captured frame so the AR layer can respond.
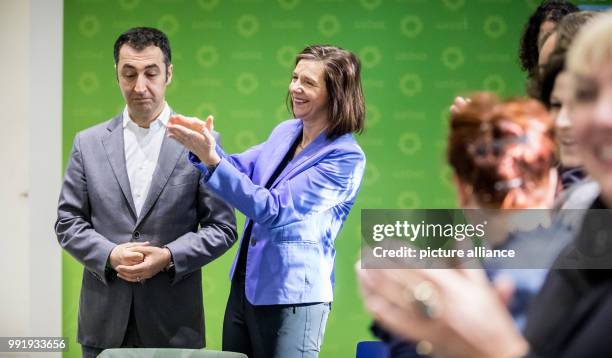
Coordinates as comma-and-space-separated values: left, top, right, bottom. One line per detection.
123, 103, 170, 217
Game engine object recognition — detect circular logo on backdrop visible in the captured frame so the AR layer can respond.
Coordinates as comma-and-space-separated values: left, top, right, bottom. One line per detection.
397, 191, 421, 209
235, 130, 258, 149
400, 15, 423, 38
202, 276, 216, 295
237, 14, 260, 38
441, 47, 464, 70
278, 0, 300, 10
363, 163, 380, 186
440, 166, 454, 189
277, 103, 291, 122
318, 14, 341, 37
78, 72, 99, 95
525, 0, 540, 10
118, 0, 140, 10
483, 16, 507, 39
166, 78, 178, 95
276, 46, 298, 68
195, 103, 218, 120
359, 46, 382, 69
398, 132, 422, 155
79, 16, 100, 38
442, 0, 465, 11
196, 46, 219, 68
399, 73, 423, 97
483, 74, 506, 94
440, 107, 452, 124
366, 105, 381, 129
360, 0, 382, 11
157, 15, 180, 36
236, 73, 259, 95
198, 0, 220, 11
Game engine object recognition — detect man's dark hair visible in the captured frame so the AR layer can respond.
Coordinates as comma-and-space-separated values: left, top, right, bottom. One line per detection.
536, 11, 599, 104
113, 27, 172, 67
519, 0, 578, 76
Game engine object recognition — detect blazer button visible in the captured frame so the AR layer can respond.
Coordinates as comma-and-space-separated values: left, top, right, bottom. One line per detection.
133, 231, 141, 240
250, 238, 256, 247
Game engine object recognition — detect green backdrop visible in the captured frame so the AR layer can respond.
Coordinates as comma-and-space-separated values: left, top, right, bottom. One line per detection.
62, 0, 607, 356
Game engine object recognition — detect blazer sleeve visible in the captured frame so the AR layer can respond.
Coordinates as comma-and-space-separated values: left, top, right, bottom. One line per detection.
55, 133, 116, 286
204, 146, 365, 229
165, 170, 238, 285
164, 131, 238, 284
218, 143, 263, 177
189, 142, 263, 179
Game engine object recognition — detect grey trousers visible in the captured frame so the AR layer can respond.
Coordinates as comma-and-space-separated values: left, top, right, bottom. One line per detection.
222, 277, 330, 358
81, 298, 142, 357
81, 345, 104, 358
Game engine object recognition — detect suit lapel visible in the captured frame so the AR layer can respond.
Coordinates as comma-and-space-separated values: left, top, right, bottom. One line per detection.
242, 121, 302, 230
257, 121, 303, 186
135, 133, 185, 227
270, 130, 330, 188
102, 115, 137, 219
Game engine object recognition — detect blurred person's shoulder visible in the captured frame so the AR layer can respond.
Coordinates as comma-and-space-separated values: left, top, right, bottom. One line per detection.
560, 179, 600, 210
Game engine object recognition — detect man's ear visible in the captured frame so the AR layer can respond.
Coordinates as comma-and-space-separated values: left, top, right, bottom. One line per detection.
166, 64, 173, 85
115, 63, 119, 82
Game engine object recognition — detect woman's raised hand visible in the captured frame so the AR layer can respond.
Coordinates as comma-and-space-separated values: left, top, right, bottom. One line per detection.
167, 114, 220, 166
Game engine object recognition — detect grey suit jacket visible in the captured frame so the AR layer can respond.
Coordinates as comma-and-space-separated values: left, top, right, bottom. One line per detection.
55, 113, 237, 349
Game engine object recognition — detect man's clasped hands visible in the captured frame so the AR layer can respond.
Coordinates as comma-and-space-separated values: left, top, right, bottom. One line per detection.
108, 242, 172, 283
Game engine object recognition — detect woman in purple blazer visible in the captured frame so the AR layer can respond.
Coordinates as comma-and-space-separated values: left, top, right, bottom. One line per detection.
167, 45, 366, 358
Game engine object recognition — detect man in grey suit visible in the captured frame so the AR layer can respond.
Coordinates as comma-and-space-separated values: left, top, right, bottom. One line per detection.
55, 27, 237, 358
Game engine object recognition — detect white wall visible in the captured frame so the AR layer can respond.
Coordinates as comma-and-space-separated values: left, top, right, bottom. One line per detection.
0, 0, 32, 340
0, 0, 62, 356
29, 0, 63, 343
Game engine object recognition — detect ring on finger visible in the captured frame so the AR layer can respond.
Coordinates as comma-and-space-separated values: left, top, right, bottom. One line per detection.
406, 281, 440, 319
416, 340, 434, 355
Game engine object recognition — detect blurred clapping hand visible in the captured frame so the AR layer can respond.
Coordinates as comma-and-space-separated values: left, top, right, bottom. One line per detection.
355, 263, 528, 358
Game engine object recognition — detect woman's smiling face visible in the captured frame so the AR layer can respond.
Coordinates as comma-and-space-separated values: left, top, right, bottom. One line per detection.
289, 59, 329, 124
570, 60, 612, 202
550, 71, 581, 168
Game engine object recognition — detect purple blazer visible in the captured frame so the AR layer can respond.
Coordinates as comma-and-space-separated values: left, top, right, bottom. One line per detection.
192, 119, 365, 305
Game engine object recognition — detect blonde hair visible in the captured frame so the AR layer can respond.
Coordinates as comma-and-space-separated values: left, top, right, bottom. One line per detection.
568, 11, 612, 76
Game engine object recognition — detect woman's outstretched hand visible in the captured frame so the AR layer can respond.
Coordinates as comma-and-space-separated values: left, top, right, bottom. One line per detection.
167, 114, 220, 167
